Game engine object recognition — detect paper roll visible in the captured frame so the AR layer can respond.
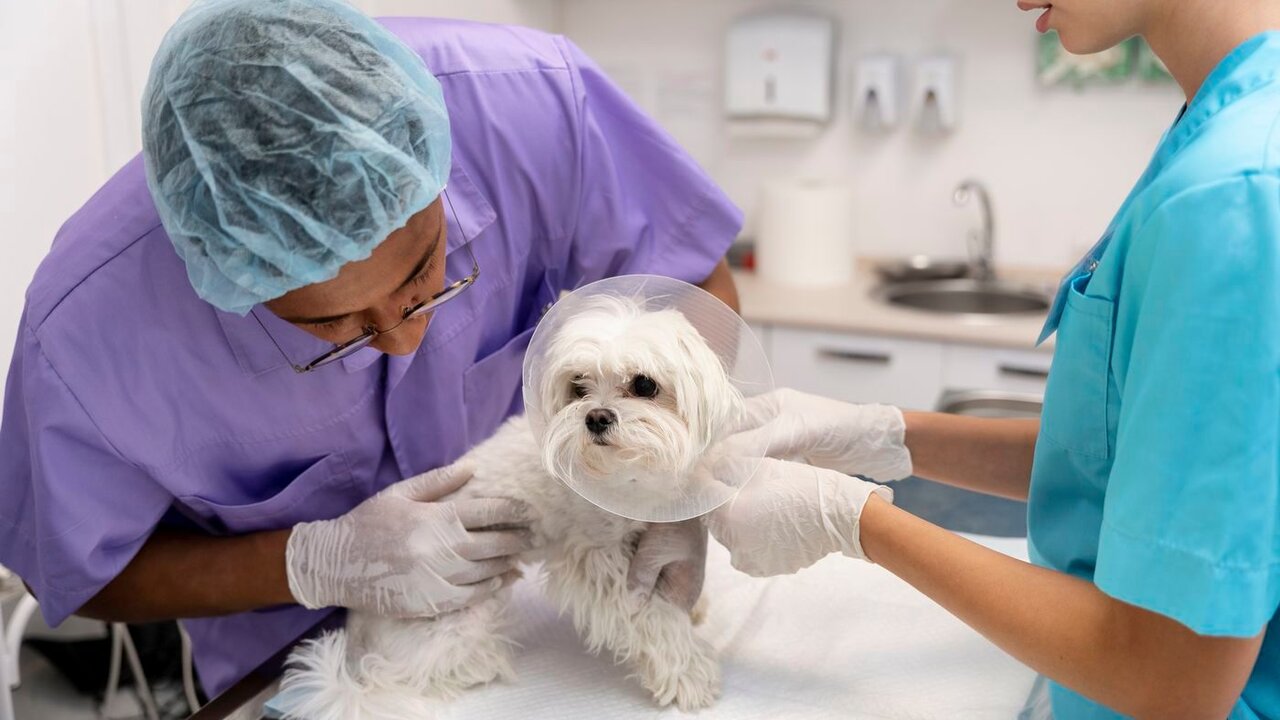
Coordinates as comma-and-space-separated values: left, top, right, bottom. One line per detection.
756, 180, 855, 287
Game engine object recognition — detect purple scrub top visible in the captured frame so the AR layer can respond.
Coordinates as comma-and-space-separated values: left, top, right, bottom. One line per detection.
0, 18, 741, 697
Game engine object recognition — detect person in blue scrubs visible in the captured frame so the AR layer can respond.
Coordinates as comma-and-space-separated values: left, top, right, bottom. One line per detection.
709, 1, 1280, 717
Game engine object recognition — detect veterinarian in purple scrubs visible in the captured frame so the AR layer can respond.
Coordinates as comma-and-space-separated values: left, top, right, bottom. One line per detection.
0, 0, 737, 698
710, 1, 1280, 718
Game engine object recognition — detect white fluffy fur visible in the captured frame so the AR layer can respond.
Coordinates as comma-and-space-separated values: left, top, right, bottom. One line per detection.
537, 296, 742, 503
280, 299, 741, 719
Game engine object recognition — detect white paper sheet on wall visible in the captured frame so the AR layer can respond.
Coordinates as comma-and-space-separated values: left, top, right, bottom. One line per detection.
600, 63, 651, 111
655, 68, 720, 170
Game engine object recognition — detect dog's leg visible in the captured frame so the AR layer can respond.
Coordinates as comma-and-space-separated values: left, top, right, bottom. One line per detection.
350, 597, 518, 700
280, 596, 517, 720
544, 544, 721, 712
623, 593, 721, 712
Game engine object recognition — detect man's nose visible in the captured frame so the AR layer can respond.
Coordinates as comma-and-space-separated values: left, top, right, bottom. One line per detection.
369, 309, 431, 356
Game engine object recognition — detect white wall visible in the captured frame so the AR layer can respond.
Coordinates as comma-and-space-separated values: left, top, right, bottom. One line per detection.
558, 0, 1182, 269
2, 0, 1179, 377
353, 0, 559, 28
1, 1, 147, 375
0, 0, 558, 376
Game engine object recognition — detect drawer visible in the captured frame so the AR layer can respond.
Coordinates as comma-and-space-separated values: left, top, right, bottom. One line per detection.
942, 344, 1052, 397
770, 327, 944, 409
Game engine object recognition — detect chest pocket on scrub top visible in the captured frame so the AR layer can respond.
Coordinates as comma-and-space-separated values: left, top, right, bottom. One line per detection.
463, 326, 535, 447
176, 453, 356, 535
1040, 272, 1115, 460
461, 272, 559, 445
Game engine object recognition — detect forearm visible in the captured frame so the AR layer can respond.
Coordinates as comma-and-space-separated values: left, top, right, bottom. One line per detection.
860, 496, 1261, 718
79, 528, 295, 623
698, 258, 740, 312
903, 411, 1039, 500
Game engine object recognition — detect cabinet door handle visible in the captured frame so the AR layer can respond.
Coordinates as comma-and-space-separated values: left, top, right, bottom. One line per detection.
998, 364, 1050, 380
818, 349, 892, 365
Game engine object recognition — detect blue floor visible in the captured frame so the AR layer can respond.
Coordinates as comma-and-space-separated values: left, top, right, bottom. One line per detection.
887, 475, 1027, 537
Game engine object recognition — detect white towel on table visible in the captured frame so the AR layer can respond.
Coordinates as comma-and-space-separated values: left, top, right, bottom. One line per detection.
442, 534, 1036, 719
265, 535, 1037, 719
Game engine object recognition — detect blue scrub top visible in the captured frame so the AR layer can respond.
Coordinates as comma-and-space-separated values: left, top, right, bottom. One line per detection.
1031, 32, 1280, 720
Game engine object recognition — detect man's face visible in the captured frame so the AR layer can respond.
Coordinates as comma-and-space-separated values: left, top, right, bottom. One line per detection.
1018, 0, 1150, 55
265, 200, 447, 357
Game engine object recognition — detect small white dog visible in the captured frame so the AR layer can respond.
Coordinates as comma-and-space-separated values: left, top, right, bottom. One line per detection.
280, 295, 743, 719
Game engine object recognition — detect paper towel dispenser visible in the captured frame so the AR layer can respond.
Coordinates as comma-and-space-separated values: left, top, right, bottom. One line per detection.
724, 13, 837, 129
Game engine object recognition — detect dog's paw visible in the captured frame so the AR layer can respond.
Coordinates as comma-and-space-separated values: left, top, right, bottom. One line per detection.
638, 637, 721, 712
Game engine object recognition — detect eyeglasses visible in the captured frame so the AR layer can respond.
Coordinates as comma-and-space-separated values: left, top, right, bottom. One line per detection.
254, 190, 480, 374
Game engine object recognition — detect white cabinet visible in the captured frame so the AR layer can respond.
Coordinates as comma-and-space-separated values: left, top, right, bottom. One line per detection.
759, 325, 1050, 411
941, 345, 1051, 397
770, 327, 945, 410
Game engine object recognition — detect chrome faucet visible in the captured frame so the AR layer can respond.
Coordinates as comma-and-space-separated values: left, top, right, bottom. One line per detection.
954, 179, 995, 282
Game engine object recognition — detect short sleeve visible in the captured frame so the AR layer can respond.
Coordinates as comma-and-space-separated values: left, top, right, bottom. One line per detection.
0, 313, 173, 625
1095, 175, 1280, 636
557, 37, 742, 287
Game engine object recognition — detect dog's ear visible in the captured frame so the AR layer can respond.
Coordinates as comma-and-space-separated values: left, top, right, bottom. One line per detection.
530, 357, 571, 429
672, 325, 743, 451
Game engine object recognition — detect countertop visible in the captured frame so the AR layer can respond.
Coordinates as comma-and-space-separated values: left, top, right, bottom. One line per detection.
732, 260, 1063, 351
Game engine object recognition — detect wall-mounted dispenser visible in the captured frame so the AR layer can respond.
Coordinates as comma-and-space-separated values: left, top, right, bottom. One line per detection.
916, 55, 959, 133
724, 13, 837, 138
853, 55, 902, 131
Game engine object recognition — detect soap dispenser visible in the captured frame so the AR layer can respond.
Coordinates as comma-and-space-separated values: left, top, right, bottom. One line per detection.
853, 55, 902, 131
916, 55, 959, 133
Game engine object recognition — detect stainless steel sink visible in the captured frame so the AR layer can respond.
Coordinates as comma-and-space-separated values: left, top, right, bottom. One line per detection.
874, 278, 1051, 315
876, 181, 1051, 316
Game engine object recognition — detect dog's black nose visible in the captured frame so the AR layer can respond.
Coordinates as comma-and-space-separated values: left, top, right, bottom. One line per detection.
585, 408, 616, 436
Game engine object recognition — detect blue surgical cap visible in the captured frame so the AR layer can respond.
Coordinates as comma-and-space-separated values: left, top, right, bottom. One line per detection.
141, 0, 451, 315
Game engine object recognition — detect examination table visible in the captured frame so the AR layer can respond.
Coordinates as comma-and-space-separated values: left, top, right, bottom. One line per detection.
195, 535, 1037, 720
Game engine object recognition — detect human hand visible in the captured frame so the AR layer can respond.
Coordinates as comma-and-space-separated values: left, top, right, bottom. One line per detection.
286, 462, 535, 617
707, 457, 892, 577
728, 389, 912, 481
625, 517, 707, 612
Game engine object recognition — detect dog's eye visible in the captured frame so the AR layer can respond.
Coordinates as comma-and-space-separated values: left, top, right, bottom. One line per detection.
573, 383, 588, 399
631, 374, 659, 398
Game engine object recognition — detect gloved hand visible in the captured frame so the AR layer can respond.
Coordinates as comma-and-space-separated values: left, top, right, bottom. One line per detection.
729, 389, 913, 481
625, 518, 707, 612
707, 457, 892, 577
286, 462, 535, 618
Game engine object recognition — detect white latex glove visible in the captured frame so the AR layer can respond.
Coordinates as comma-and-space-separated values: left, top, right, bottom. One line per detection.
730, 389, 913, 481
707, 457, 893, 577
625, 518, 707, 612
286, 462, 535, 618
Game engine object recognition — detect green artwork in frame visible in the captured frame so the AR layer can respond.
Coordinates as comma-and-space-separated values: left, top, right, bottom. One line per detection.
1037, 31, 1137, 88
1136, 39, 1175, 83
